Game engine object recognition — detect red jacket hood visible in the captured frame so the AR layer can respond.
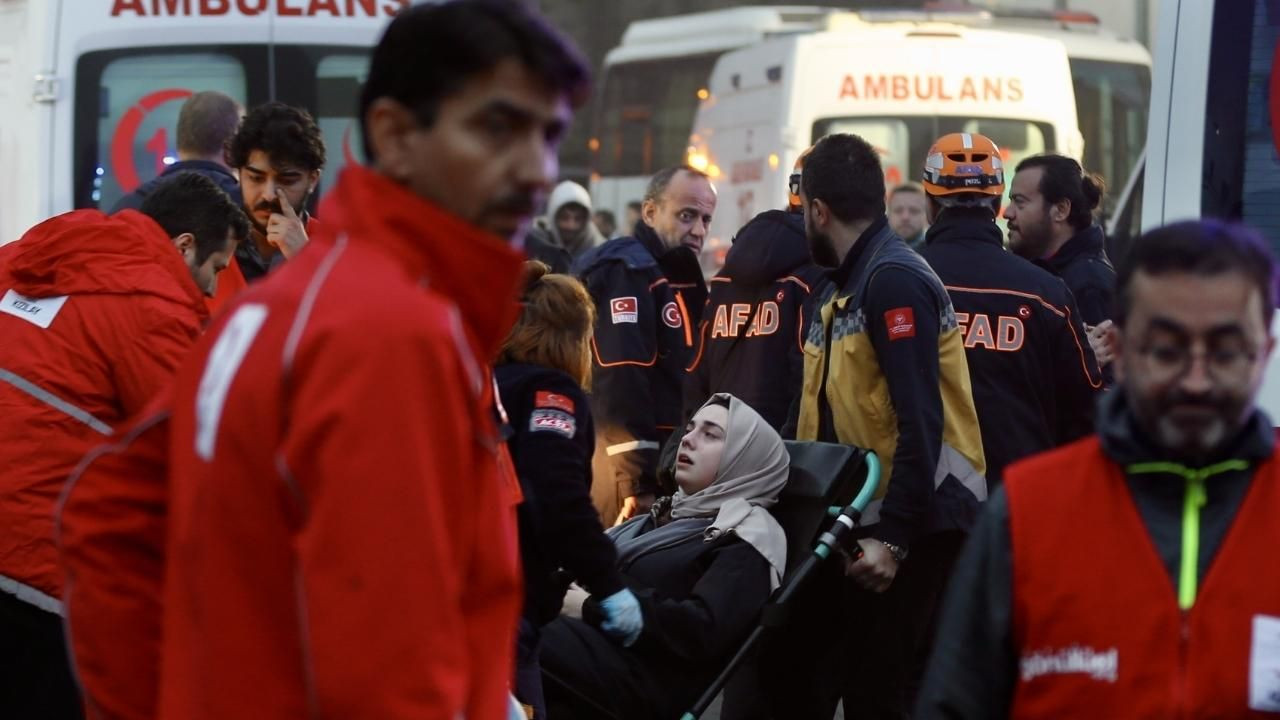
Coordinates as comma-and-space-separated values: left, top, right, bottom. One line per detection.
316, 166, 524, 360
2, 209, 209, 323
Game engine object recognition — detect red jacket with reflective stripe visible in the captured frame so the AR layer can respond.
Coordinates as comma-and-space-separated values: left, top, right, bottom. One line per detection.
1006, 437, 1280, 718
0, 209, 205, 606
59, 166, 526, 720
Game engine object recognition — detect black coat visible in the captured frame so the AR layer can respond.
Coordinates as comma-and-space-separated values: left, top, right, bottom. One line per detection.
1034, 224, 1115, 326
684, 209, 829, 432
540, 518, 772, 719
919, 211, 1103, 485
572, 224, 707, 498
496, 363, 624, 625
109, 160, 242, 213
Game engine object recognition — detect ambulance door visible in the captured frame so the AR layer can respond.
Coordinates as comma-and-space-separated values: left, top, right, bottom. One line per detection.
266, 13, 384, 207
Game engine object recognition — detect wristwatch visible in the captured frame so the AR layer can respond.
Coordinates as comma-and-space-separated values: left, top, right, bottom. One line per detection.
879, 540, 909, 562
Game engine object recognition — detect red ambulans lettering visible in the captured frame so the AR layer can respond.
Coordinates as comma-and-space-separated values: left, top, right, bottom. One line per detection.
956, 312, 1025, 352
838, 74, 1024, 103
710, 301, 780, 339
110, 0, 406, 17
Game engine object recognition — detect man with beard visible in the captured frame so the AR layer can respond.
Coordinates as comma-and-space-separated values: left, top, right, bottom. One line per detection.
1003, 154, 1113, 327
208, 102, 326, 313
525, 180, 606, 272
573, 165, 713, 525
918, 220, 1280, 718
767, 133, 985, 719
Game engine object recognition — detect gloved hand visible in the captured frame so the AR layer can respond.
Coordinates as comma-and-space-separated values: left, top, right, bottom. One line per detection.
598, 588, 644, 647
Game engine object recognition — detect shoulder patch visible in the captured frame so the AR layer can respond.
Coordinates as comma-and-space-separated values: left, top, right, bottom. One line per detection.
0, 289, 69, 330
661, 301, 682, 328
529, 408, 576, 438
610, 296, 638, 324
535, 390, 575, 414
884, 306, 916, 341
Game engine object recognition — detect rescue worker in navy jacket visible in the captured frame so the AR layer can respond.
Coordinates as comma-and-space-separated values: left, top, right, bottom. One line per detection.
1003, 154, 1114, 328
573, 165, 714, 526
684, 147, 828, 432
918, 220, 1280, 718
917, 132, 1103, 486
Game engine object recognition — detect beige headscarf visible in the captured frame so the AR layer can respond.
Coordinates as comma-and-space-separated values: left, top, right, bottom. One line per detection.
671, 393, 790, 590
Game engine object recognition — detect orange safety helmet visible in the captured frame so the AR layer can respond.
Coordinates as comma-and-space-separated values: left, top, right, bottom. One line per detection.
921, 132, 1005, 197
787, 145, 815, 211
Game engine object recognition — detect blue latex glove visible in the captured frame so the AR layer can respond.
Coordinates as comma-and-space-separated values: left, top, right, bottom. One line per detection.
598, 588, 644, 647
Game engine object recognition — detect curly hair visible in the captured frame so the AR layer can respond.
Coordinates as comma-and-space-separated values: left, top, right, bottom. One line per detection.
225, 102, 326, 172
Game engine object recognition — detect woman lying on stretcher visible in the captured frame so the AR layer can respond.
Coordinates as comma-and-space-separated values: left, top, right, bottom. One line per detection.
541, 393, 789, 720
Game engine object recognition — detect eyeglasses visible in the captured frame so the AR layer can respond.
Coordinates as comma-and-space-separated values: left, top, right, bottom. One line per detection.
1137, 341, 1258, 383
789, 173, 802, 198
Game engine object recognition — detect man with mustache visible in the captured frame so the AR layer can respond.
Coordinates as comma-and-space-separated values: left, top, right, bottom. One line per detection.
918, 220, 1280, 718
207, 102, 326, 313
56, 1, 588, 717
572, 165, 714, 525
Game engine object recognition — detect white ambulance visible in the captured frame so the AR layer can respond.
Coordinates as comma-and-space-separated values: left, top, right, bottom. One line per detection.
0, 0, 403, 245
686, 18, 1083, 265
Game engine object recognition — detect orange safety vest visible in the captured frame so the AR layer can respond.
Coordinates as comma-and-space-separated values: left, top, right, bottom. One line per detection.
1005, 435, 1280, 718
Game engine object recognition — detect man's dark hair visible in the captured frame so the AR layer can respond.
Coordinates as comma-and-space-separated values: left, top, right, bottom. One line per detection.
889, 181, 926, 198
802, 133, 886, 223
358, 0, 590, 160
140, 171, 250, 264
225, 102, 326, 172
1116, 219, 1278, 328
643, 165, 709, 205
176, 91, 241, 158
626, 201, 642, 213
1015, 154, 1105, 231
594, 209, 616, 224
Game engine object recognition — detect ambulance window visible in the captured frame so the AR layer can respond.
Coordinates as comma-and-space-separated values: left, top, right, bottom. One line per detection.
1203, 0, 1280, 253
271, 46, 372, 203
594, 53, 720, 177
74, 48, 260, 211
1069, 59, 1149, 216
313, 54, 369, 182
813, 116, 1052, 232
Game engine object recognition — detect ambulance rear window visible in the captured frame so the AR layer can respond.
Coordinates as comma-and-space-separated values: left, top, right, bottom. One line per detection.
812, 115, 1053, 215
74, 45, 370, 212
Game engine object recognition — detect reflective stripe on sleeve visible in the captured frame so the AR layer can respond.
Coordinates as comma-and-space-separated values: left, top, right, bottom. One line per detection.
0, 368, 112, 436
606, 440, 660, 456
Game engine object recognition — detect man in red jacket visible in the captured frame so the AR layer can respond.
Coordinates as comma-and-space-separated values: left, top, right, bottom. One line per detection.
0, 171, 247, 719
57, 2, 589, 719
918, 219, 1280, 718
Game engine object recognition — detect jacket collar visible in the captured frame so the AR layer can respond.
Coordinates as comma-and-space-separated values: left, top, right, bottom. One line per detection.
829, 214, 890, 290
317, 165, 524, 359
925, 210, 1005, 249
1038, 224, 1108, 273
1097, 389, 1275, 469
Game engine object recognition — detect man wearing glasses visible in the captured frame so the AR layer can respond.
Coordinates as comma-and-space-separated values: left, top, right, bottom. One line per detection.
918, 219, 1280, 718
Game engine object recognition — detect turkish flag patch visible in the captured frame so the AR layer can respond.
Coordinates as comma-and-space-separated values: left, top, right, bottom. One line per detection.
884, 307, 916, 340
535, 390, 575, 414
610, 296, 638, 324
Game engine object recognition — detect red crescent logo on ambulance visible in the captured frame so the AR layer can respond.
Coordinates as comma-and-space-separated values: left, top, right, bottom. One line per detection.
662, 301, 682, 329
110, 88, 193, 193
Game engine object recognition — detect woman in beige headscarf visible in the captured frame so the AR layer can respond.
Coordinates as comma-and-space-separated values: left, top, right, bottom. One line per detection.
540, 393, 789, 720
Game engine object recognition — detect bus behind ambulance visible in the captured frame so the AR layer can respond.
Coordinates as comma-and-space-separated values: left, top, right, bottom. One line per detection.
0, 0, 404, 245
686, 20, 1083, 266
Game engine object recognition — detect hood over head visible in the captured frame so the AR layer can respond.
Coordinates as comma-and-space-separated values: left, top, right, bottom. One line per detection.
721, 209, 811, 287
